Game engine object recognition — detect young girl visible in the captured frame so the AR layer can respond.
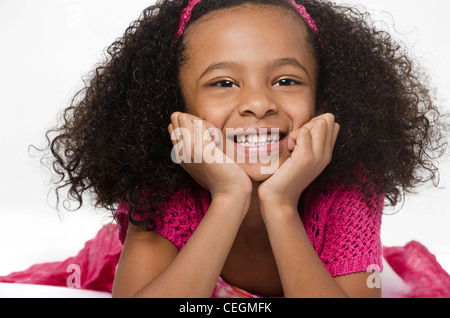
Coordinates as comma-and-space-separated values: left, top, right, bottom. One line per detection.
40, 0, 447, 297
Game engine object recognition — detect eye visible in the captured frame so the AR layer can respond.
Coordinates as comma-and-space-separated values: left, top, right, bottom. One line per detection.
212, 80, 238, 88
273, 79, 300, 87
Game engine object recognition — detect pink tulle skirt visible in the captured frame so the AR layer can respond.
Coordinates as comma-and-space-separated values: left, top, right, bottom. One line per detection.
1, 225, 449, 298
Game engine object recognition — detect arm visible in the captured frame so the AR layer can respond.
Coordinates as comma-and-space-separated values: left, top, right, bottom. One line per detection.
259, 113, 380, 298
113, 112, 253, 297
112, 193, 249, 298
260, 203, 381, 298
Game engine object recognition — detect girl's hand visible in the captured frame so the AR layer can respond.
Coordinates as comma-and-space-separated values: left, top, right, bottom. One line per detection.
168, 112, 253, 201
258, 113, 340, 209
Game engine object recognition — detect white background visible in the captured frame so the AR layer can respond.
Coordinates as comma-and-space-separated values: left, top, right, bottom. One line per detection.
0, 0, 449, 277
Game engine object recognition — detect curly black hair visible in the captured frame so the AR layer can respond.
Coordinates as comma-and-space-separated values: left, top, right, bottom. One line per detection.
43, 0, 447, 223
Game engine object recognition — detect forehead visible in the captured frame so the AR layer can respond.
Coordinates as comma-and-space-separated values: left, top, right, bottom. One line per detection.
180, 4, 316, 73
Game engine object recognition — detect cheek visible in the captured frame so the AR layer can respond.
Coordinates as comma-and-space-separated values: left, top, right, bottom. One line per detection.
191, 106, 230, 128
289, 106, 315, 128
279, 92, 316, 126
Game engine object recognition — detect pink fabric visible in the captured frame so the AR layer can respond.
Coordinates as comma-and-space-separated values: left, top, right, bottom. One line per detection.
383, 241, 450, 298
117, 183, 384, 278
0, 225, 122, 293
213, 277, 264, 298
1, 205, 449, 297
116, 187, 211, 251
288, 0, 319, 35
303, 185, 384, 276
288, 0, 324, 50
175, 0, 201, 39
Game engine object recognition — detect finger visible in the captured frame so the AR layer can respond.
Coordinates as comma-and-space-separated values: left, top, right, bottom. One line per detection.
200, 120, 220, 144
170, 112, 195, 162
176, 113, 220, 144
172, 112, 225, 163
308, 117, 328, 157
318, 113, 339, 155
169, 122, 184, 164
178, 113, 200, 163
200, 121, 228, 163
168, 123, 177, 146
323, 113, 337, 151
288, 129, 301, 151
307, 113, 337, 155
170, 112, 182, 129
315, 114, 339, 162
170, 112, 182, 142
317, 114, 339, 163
169, 112, 183, 147
289, 115, 328, 152
291, 127, 313, 160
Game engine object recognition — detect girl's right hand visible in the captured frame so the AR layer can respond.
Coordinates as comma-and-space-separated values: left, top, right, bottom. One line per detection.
168, 112, 253, 202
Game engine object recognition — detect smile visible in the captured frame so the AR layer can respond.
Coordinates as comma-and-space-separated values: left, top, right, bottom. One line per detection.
228, 128, 286, 153
235, 132, 281, 147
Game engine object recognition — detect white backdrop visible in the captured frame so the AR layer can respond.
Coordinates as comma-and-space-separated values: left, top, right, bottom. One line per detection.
0, 0, 449, 276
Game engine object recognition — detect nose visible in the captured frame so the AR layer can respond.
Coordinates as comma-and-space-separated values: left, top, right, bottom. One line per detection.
237, 87, 278, 119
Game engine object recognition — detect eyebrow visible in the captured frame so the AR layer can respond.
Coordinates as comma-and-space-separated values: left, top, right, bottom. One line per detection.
199, 61, 240, 79
199, 57, 309, 79
269, 58, 309, 77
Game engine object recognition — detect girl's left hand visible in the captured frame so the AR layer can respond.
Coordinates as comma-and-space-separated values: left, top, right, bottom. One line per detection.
258, 113, 340, 209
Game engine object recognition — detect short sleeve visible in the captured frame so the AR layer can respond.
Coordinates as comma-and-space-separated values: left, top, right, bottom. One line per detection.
303, 184, 384, 277
116, 187, 211, 251
320, 186, 384, 276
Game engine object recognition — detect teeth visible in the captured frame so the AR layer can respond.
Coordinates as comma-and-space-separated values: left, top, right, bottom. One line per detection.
236, 133, 281, 146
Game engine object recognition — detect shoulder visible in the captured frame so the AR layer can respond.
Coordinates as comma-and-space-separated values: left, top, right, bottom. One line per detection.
155, 187, 211, 250
112, 222, 178, 297
116, 186, 211, 250
303, 179, 384, 240
302, 179, 384, 277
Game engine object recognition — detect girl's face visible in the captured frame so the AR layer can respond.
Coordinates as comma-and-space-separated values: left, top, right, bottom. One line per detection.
179, 5, 319, 182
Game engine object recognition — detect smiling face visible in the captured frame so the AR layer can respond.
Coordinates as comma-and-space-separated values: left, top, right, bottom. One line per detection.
178, 4, 319, 181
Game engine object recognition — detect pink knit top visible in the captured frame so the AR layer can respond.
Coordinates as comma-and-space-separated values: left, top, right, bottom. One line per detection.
116, 182, 383, 297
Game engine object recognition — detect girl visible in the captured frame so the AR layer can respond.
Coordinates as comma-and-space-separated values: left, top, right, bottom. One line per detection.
42, 0, 447, 297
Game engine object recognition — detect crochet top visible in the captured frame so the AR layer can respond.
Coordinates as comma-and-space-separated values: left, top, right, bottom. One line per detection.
116, 182, 384, 296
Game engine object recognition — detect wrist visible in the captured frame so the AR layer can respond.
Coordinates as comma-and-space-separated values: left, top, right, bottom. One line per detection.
259, 199, 300, 224
258, 192, 301, 212
257, 182, 304, 211
210, 192, 251, 217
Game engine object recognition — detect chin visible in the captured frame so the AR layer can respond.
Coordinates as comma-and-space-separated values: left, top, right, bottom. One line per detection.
240, 162, 279, 182
249, 173, 272, 183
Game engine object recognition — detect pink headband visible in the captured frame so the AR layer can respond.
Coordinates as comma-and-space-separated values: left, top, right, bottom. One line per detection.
174, 0, 323, 50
